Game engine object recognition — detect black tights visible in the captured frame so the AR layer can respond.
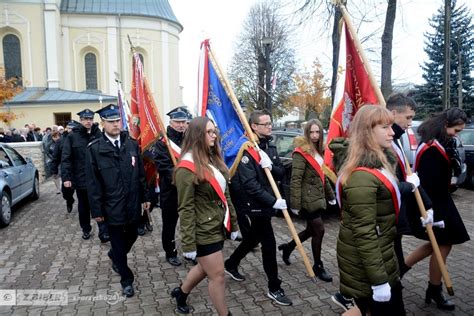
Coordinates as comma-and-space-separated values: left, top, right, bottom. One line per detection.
287, 217, 325, 264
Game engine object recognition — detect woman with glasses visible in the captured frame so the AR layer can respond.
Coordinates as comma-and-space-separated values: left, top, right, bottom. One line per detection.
171, 117, 239, 315
404, 107, 469, 310
278, 119, 336, 282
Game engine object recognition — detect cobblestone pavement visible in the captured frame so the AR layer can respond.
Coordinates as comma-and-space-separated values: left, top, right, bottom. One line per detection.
0, 181, 473, 315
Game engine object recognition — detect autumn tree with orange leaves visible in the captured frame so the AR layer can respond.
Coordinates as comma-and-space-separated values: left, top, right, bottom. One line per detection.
0, 67, 22, 124
289, 59, 331, 123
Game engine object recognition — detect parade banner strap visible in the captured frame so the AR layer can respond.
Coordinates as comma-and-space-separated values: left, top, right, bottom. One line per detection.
324, 21, 379, 170
130, 52, 162, 152
198, 40, 248, 169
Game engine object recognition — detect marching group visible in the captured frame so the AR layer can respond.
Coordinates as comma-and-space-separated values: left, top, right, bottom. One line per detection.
12, 92, 470, 315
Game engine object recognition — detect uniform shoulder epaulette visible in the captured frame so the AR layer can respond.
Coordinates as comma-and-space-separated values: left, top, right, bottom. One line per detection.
87, 138, 100, 148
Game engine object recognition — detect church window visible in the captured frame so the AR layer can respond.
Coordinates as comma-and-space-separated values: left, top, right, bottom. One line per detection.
84, 52, 98, 90
2, 34, 22, 86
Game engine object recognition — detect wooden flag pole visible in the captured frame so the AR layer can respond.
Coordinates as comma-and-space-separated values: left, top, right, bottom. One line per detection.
338, 3, 453, 295
207, 46, 317, 281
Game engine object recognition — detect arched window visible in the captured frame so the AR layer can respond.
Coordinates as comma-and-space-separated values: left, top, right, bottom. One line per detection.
2, 34, 22, 86
84, 52, 98, 90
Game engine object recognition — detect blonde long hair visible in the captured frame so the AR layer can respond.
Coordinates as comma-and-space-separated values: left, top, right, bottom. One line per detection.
339, 105, 395, 184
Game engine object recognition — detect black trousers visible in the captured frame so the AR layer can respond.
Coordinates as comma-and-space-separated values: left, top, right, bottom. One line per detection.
108, 224, 138, 287
236, 211, 251, 241
76, 189, 108, 237
161, 198, 179, 258
354, 281, 405, 316
226, 216, 282, 292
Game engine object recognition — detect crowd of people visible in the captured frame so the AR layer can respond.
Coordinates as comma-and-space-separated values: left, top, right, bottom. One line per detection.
2, 93, 470, 315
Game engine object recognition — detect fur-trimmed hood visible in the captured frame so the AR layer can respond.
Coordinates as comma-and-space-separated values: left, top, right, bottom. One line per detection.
293, 135, 312, 153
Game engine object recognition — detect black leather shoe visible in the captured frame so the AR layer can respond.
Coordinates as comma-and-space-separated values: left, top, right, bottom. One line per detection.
137, 227, 145, 236
82, 231, 91, 240
314, 262, 333, 282
145, 223, 153, 232
425, 282, 455, 310
100, 233, 110, 243
123, 285, 135, 297
278, 244, 293, 265
66, 202, 73, 213
171, 287, 190, 314
167, 256, 182, 266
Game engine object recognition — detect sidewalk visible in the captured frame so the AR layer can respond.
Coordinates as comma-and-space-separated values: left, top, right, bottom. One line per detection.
0, 181, 472, 315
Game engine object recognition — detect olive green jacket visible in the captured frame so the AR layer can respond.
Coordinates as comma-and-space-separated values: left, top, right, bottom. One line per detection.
175, 167, 238, 252
290, 137, 334, 212
337, 153, 399, 299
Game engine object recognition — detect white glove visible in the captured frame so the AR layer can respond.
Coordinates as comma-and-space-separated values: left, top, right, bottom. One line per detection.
420, 209, 434, 227
433, 220, 445, 228
230, 231, 239, 241
290, 209, 299, 215
328, 199, 337, 205
183, 251, 197, 261
371, 282, 391, 302
259, 151, 273, 170
273, 199, 287, 210
406, 173, 420, 192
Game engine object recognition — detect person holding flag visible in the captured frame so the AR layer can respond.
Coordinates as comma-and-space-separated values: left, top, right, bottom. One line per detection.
171, 117, 238, 315
336, 105, 405, 315
404, 107, 469, 310
278, 119, 336, 282
224, 110, 293, 306
149, 106, 188, 266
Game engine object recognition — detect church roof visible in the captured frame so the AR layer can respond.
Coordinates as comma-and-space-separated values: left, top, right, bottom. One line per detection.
60, 0, 182, 30
5, 88, 116, 105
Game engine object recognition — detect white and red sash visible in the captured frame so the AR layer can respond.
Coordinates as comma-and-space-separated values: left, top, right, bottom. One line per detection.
177, 157, 231, 233
293, 147, 325, 186
336, 167, 400, 222
413, 140, 449, 172
161, 137, 181, 159
245, 146, 261, 163
392, 140, 407, 180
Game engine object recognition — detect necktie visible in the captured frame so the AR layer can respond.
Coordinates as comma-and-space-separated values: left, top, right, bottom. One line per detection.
114, 140, 120, 150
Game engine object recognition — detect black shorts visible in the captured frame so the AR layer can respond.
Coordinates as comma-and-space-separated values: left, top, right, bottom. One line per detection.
300, 209, 321, 221
196, 241, 224, 257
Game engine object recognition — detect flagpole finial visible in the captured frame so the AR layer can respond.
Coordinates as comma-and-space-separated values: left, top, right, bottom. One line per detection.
127, 34, 136, 53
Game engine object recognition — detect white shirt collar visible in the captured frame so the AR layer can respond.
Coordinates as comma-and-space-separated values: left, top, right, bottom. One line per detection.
105, 133, 120, 147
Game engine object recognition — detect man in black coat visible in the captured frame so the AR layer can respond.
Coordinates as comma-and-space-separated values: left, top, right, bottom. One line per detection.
224, 110, 293, 306
61, 109, 108, 241
149, 106, 188, 266
86, 104, 150, 297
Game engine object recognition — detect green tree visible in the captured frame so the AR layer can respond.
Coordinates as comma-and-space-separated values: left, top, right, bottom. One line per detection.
413, 0, 474, 118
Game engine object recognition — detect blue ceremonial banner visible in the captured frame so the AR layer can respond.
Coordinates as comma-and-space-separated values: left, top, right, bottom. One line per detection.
198, 40, 247, 169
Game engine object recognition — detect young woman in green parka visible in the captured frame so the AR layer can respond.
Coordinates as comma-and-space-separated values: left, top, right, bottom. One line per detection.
336, 105, 405, 316
278, 119, 336, 282
171, 117, 239, 315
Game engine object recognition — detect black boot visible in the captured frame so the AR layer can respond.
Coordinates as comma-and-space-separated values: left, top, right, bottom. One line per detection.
278, 243, 294, 265
171, 287, 190, 314
425, 282, 455, 310
313, 261, 333, 282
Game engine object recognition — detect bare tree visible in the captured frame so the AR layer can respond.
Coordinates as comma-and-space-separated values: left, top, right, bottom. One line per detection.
381, 0, 397, 98
228, 0, 297, 117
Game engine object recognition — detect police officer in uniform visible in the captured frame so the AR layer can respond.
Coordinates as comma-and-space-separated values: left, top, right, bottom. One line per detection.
86, 104, 150, 297
61, 109, 108, 241
149, 106, 188, 266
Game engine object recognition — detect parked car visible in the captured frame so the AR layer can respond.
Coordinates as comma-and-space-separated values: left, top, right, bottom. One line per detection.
458, 123, 474, 188
0, 143, 40, 227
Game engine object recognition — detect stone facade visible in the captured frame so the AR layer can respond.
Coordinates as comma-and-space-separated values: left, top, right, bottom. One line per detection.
7, 141, 46, 183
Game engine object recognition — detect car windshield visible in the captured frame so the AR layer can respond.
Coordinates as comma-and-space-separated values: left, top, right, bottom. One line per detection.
459, 129, 474, 145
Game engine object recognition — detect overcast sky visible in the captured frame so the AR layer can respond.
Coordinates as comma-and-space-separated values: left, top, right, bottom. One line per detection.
168, 0, 473, 110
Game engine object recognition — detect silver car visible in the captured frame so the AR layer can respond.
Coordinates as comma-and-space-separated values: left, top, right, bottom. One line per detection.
0, 143, 40, 227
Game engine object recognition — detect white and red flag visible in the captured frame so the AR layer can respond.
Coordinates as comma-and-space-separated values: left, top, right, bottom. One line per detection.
324, 21, 380, 170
